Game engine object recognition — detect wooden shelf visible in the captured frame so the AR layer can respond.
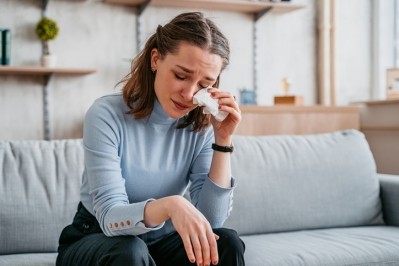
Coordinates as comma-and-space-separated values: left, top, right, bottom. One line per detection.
0, 66, 96, 76
104, 0, 305, 14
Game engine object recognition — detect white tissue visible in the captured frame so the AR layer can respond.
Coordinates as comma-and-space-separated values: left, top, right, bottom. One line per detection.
193, 89, 229, 122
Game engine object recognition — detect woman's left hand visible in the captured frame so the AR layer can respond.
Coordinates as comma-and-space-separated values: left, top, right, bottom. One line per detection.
207, 88, 241, 142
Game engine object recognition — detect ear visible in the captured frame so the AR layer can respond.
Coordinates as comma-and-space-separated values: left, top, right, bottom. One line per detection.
150, 48, 159, 71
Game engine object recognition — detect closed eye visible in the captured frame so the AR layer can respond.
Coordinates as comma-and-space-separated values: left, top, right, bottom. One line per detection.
174, 72, 211, 89
175, 73, 186, 81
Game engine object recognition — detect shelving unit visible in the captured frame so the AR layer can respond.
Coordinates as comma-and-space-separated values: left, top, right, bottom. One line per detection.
0, 0, 95, 140
0, 66, 96, 140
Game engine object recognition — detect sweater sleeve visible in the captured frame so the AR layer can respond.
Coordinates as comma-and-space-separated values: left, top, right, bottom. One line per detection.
189, 127, 236, 228
83, 99, 164, 237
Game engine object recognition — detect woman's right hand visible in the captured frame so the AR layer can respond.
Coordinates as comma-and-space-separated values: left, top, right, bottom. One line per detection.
168, 195, 219, 266
144, 195, 219, 266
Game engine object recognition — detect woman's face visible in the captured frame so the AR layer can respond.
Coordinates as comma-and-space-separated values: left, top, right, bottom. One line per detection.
151, 42, 223, 119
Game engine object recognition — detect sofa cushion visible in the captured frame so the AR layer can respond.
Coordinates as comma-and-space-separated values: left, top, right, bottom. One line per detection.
241, 226, 399, 266
0, 140, 83, 255
225, 130, 383, 235
0, 253, 56, 266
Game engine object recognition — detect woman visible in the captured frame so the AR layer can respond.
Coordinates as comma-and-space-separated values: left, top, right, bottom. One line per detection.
57, 12, 245, 266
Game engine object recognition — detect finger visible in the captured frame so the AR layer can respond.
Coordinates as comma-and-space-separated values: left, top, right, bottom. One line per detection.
191, 235, 203, 266
219, 105, 242, 122
206, 87, 218, 93
209, 90, 233, 99
181, 234, 196, 264
208, 231, 219, 265
217, 97, 240, 110
218, 99, 241, 115
199, 233, 211, 266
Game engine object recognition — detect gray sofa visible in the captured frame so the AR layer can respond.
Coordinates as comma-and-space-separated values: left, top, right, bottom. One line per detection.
1, 129, 399, 265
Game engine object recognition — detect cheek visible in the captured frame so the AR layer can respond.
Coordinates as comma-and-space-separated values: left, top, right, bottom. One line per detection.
154, 78, 180, 102
157, 74, 182, 93
154, 71, 168, 92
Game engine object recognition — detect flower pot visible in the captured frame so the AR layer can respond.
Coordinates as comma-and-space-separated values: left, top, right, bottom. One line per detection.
41, 54, 57, 68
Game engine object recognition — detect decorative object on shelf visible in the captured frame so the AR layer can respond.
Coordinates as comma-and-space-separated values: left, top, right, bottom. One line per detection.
1, 29, 12, 65
239, 88, 256, 105
386, 68, 399, 100
274, 77, 304, 105
281, 77, 291, 95
35, 17, 59, 68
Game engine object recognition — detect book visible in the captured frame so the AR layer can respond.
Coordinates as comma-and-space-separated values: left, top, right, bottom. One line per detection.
0, 29, 3, 65
2, 29, 11, 65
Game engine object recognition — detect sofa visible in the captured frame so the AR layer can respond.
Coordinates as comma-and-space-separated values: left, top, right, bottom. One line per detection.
1, 129, 399, 265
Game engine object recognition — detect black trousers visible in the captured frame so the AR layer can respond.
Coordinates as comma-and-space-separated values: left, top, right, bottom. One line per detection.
56, 203, 245, 266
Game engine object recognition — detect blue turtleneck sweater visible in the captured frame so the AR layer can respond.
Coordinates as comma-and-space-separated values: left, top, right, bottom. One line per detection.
80, 93, 235, 245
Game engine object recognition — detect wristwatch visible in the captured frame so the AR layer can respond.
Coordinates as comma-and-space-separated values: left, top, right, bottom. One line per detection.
212, 143, 234, 153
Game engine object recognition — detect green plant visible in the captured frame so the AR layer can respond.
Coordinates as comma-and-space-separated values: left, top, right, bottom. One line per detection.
35, 17, 59, 55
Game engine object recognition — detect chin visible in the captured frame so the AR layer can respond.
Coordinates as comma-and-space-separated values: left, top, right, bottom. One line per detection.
167, 101, 193, 119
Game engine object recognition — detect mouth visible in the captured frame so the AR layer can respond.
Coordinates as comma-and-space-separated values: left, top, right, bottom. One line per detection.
172, 99, 191, 111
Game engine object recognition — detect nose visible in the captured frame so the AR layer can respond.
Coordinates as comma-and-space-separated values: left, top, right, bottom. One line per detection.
180, 83, 198, 102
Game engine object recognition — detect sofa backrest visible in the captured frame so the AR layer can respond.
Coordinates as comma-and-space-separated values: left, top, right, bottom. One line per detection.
0, 140, 83, 255
0, 130, 384, 253
225, 129, 384, 235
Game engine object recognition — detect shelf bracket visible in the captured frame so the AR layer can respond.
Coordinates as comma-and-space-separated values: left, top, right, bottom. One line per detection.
135, 0, 151, 54
41, 0, 49, 16
254, 7, 273, 22
252, 6, 272, 103
43, 74, 53, 140
137, 0, 150, 16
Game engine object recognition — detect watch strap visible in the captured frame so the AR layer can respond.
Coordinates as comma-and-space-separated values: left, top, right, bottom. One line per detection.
212, 143, 234, 153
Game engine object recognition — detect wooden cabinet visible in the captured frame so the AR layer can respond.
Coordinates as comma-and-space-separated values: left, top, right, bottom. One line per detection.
353, 99, 399, 175
235, 105, 360, 135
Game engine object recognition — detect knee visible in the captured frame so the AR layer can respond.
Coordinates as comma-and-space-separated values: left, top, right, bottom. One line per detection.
101, 236, 152, 265
214, 228, 245, 255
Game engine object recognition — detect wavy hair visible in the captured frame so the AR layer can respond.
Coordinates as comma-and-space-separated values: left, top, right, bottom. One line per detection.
120, 12, 230, 132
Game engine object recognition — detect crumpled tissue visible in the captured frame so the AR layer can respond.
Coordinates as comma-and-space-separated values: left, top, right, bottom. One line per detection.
193, 88, 228, 122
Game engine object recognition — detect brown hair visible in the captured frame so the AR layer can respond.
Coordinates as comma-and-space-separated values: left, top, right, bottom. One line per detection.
121, 12, 230, 132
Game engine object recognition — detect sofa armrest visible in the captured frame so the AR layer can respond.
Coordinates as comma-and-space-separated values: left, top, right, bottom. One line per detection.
378, 173, 399, 226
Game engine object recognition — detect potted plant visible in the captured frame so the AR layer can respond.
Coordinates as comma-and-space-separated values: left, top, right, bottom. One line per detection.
35, 17, 59, 67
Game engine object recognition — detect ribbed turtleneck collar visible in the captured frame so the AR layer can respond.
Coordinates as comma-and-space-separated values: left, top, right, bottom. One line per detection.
148, 98, 178, 125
